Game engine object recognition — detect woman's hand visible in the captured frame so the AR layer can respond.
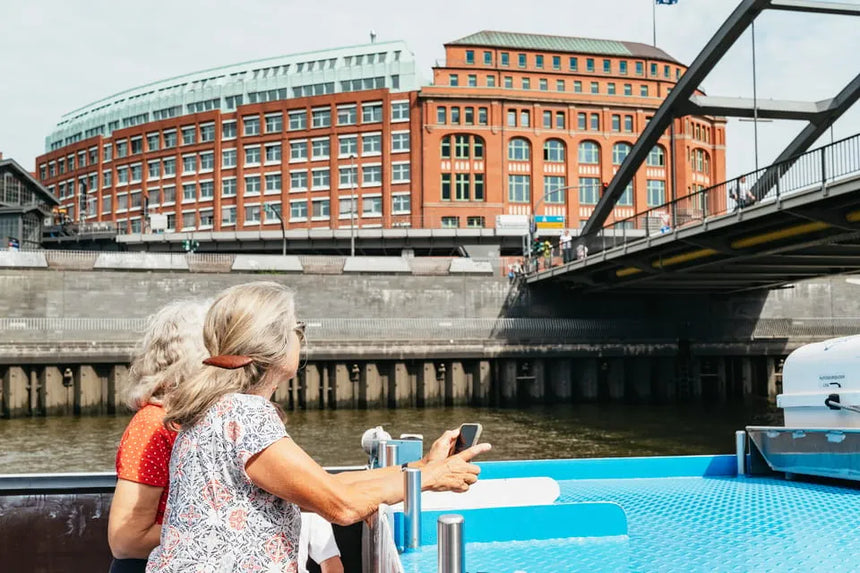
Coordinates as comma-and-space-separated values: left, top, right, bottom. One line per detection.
417, 429, 460, 467
421, 443, 492, 493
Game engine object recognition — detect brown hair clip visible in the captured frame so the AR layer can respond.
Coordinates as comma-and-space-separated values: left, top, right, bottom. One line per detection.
203, 355, 254, 369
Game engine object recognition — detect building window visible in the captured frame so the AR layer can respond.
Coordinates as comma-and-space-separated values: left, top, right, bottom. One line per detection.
611, 115, 621, 132
612, 143, 631, 165
222, 205, 236, 226
521, 78, 530, 90
607, 83, 616, 95
636, 61, 644, 76
290, 200, 308, 221
116, 140, 128, 158
362, 103, 383, 123
265, 173, 282, 193
577, 112, 587, 130
501, 52, 510, 66
200, 123, 215, 142
290, 170, 308, 190
162, 185, 176, 203
289, 110, 307, 130
478, 107, 488, 125
556, 79, 565, 92
518, 53, 527, 68
539, 78, 548, 91
362, 133, 382, 156
450, 74, 460, 87
222, 178, 237, 197
339, 196, 357, 217
507, 110, 516, 127
578, 141, 600, 164
200, 152, 214, 171
520, 110, 530, 127
200, 181, 214, 200
504, 76, 513, 89
392, 194, 411, 213
265, 113, 283, 133
620, 61, 628, 75
163, 158, 175, 176
245, 204, 261, 224
464, 107, 474, 125
483, 51, 492, 65
441, 216, 460, 228
362, 165, 382, 186
474, 174, 485, 201
244, 146, 261, 166
487, 75, 496, 87
618, 182, 634, 206
391, 101, 409, 122
603, 59, 611, 73
311, 138, 331, 159
543, 110, 552, 129
647, 180, 666, 206
624, 115, 634, 132
650, 62, 658, 76
338, 105, 357, 125
437, 106, 446, 124
102, 194, 112, 213
182, 155, 196, 174
243, 116, 260, 137
544, 139, 565, 162
222, 148, 237, 168
468, 75, 477, 87
569, 57, 578, 71
640, 85, 649, 97
392, 163, 410, 182
339, 135, 358, 157
130, 164, 142, 182
290, 141, 308, 162
131, 137, 143, 155
266, 143, 282, 164
624, 84, 632, 96
508, 174, 530, 203
182, 212, 196, 230
222, 121, 237, 139
311, 108, 331, 128
586, 58, 595, 72
454, 173, 470, 201
544, 176, 566, 204
556, 112, 565, 130
338, 166, 358, 188
465, 50, 474, 64
590, 82, 599, 95
148, 161, 160, 179
312, 199, 330, 219
362, 195, 382, 216
647, 145, 666, 167
590, 113, 600, 131
579, 177, 600, 205
508, 138, 530, 161
245, 175, 261, 195
392, 132, 410, 152
311, 168, 330, 189
441, 173, 451, 200
182, 182, 197, 202
573, 81, 582, 94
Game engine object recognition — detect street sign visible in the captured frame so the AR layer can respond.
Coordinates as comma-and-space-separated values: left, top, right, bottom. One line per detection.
495, 214, 530, 234
535, 215, 565, 229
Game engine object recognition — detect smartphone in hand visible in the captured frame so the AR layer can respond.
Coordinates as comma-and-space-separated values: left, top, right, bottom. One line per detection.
453, 423, 483, 454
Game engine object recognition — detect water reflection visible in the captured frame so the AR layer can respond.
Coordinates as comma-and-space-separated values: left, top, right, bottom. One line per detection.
0, 402, 782, 474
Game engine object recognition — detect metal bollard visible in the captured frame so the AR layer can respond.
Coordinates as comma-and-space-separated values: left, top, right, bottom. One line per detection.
384, 442, 399, 467
377, 440, 388, 468
735, 430, 746, 477
437, 514, 465, 573
403, 468, 421, 550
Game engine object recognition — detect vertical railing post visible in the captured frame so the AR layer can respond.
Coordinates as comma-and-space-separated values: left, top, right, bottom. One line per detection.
820, 145, 828, 194
403, 468, 421, 551
384, 443, 398, 467
377, 440, 389, 468
437, 514, 465, 573
735, 430, 746, 477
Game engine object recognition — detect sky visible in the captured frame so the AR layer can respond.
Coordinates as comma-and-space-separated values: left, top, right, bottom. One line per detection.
1, 0, 858, 175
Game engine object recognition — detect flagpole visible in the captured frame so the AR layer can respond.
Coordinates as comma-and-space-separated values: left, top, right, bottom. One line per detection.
652, 0, 657, 46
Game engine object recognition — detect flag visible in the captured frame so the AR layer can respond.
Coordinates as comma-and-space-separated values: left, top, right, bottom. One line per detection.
656, 0, 678, 4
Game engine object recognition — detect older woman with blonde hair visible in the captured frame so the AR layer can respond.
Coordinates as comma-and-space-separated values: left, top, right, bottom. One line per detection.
146, 281, 490, 572
108, 300, 209, 573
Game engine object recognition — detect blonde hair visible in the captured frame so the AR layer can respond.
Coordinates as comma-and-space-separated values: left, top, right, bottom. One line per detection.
122, 300, 209, 410
164, 281, 298, 429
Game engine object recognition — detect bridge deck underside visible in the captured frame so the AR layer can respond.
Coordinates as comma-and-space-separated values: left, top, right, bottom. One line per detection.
532, 175, 860, 294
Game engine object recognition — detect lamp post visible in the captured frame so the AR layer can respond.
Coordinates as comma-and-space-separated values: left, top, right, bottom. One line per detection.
266, 204, 287, 256
349, 153, 357, 257
529, 183, 582, 271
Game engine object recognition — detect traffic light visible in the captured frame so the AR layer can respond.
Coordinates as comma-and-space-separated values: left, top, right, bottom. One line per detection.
182, 239, 200, 252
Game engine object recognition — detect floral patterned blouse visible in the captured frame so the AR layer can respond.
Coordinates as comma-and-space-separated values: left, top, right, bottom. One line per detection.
146, 393, 300, 573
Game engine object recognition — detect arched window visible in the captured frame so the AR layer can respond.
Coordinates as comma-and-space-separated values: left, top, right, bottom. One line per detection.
646, 145, 665, 167
473, 135, 485, 159
612, 143, 631, 166
693, 149, 710, 173
578, 141, 600, 165
543, 139, 565, 163
508, 137, 530, 161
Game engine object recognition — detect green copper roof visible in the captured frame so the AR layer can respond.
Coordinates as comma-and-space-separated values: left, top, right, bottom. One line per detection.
448, 31, 678, 63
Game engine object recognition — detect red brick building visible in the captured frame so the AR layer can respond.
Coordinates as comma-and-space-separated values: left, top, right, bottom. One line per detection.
35, 32, 725, 239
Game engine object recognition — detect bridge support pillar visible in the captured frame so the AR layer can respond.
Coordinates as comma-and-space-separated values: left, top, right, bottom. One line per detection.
741, 357, 753, 398
388, 362, 411, 408
75, 365, 102, 416
333, 363, 354, 409
42, 366, 70, 416
608, 359, 625, 401
445, 361, 468, 406
548, 359, 573, 402
359, 363, 383, 409
654, 358, 676, 403
471, 361, 491, 406
1, 366, 28, 418
529, 359, 546, 403
628, 357, 652, 403
418, 362, 442, 408
575, 358, 599, 402
766, 357, 779, 402
109, 365, 128, 413
303, 363, 322, 409
499, 360, 518, 406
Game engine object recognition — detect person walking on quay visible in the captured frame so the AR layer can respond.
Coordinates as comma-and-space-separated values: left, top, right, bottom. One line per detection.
541, 239, 553, 270
146, 281, 490, 573
108, 300, 209, 573
559, 229, 573, 264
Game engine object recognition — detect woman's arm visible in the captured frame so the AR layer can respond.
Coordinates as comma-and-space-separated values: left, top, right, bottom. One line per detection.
245, 437, 487, 526
107, 479, 163, 559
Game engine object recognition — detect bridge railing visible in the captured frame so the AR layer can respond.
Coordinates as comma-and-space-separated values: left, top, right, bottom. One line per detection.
593, 132, 860, 252
2, 316, 858, 344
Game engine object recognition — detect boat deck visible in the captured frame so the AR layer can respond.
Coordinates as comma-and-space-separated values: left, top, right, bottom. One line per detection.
400, 463, 859, 572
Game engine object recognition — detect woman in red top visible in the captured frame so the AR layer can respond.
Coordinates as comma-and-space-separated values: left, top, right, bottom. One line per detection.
108, 301, 208, 573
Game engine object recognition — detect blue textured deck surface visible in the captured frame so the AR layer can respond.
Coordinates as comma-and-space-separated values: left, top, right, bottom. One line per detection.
400, 475, 859, 572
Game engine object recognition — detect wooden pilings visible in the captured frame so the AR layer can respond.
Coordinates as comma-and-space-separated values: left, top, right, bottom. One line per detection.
0, 355, 787, 417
